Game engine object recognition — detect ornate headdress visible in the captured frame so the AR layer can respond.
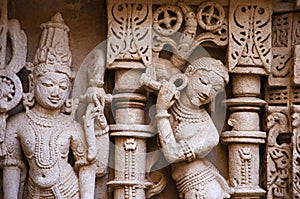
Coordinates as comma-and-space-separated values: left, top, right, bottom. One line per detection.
31, 13, 74, 80
23, 13, 74, 110
190, 57, 229, 85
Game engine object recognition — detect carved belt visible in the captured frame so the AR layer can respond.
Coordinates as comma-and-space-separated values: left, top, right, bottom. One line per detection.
175, 163, 216, 198
26, 169, 79, 199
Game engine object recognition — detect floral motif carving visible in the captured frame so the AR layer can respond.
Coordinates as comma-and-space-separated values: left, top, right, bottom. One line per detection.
124, 138, 137, 199
0, 0, 26, 157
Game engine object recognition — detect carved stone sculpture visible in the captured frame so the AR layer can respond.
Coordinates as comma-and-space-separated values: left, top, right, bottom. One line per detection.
2, 13, 95, 199
155, 57, 232, 199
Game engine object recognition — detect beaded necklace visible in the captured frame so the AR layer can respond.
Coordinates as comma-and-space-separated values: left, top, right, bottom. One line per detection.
26, 109, 71, 169
170, 100, 210, 135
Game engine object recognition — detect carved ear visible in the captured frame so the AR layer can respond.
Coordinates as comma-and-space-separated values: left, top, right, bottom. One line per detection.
185, 65, 195, 77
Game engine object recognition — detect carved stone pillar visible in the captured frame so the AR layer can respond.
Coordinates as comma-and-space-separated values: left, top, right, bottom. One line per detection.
106, 1, 153, 198
222, 0, 272, 198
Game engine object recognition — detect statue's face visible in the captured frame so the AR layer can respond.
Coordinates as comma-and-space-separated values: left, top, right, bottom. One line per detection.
185, 69, 223, 106
34, 71, 70, 110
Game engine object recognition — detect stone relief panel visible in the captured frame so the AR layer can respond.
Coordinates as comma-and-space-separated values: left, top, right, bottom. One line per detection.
228, 0, 272, 75
154, 57, 233, 199
7, 0, 300, 198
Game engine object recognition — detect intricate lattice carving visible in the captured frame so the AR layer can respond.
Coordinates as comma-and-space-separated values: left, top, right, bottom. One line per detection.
228, 0, 272, 74
107, 1, 152, 67
266, 107, 291, 199
265, 89, 289, 105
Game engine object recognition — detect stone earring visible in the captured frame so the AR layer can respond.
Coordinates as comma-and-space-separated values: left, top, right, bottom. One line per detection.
22, 92, 35, 111
169, 73, 188, 91
62, 98, 73, 115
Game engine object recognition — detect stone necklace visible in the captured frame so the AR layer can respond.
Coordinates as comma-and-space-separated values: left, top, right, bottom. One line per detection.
26, 109, 70, 169
170, 100, 210, 135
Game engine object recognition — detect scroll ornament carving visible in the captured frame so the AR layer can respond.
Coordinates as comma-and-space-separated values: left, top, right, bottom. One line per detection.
228, 0, 272, 74
266, 111, 291, 198
107, 2, 152, 66
154, 57, 233, 198
3, 13, 95, 199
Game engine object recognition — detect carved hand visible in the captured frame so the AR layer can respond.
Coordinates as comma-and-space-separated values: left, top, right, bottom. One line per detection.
156, 80, 177, 112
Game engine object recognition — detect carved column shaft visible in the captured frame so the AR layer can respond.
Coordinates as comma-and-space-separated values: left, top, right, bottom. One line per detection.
223, 0, 272, 197
108, 67, 153, 199
222, 75, 266, 198
106, 1, 154, 198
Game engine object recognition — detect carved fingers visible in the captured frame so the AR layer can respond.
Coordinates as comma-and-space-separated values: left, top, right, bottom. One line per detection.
156, 80, 177, 112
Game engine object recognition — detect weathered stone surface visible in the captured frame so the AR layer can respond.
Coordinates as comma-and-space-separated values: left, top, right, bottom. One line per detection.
3, 0, 300, 198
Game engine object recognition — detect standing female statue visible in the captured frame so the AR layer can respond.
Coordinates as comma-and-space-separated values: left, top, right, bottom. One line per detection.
155, 57, 233, 199
3, 13, 95, 199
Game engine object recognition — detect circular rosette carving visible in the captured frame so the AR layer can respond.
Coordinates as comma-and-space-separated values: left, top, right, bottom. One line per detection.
197, 2, 225, 31
0, 70, 23, 112
153, 5, 183, 36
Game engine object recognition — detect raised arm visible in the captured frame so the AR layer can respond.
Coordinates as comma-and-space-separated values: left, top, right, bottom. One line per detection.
156, 81, 191, 163
156, 82, 220, 163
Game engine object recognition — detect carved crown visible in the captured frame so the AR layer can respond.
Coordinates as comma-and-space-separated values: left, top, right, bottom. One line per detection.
32, 13, 73, 78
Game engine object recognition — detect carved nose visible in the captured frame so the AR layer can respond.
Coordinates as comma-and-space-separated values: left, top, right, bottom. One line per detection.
51, 86, 60, 96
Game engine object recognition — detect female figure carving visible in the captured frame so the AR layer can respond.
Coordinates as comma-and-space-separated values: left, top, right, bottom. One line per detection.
155, 57, 233, 198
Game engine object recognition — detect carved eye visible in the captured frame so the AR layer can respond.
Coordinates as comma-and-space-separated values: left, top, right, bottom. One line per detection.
59, 81, 68, 90
199, 75, 209, 85
59, 84, 68, 90
42, 81, 53, 87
